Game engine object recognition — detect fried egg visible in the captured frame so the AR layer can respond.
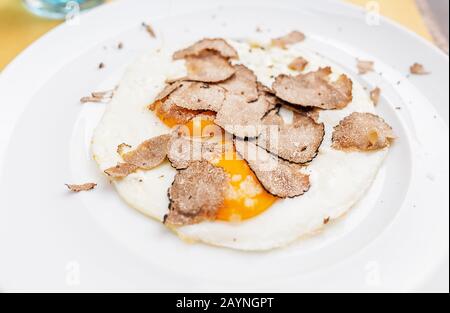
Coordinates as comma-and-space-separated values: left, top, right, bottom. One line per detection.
92, 40, 388, 251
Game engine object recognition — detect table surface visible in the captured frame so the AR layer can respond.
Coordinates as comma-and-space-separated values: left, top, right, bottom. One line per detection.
0, 0, 437, 70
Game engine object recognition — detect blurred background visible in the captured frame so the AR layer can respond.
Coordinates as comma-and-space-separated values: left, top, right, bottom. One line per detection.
0, 0, 448, 70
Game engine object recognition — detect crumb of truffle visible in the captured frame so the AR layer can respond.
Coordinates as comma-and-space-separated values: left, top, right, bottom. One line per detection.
142, 22, 156, 38
65, 183, 97, 192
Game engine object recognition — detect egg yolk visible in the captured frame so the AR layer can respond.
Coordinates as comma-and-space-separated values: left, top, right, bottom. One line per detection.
151, 100, 215, 128
214, 153, 277, 222
153, 104, 277, 222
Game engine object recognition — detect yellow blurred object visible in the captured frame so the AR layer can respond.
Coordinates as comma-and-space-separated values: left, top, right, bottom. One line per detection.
347, 0, 432, 40
0, 0, 434, 70
0, 0, 60, 70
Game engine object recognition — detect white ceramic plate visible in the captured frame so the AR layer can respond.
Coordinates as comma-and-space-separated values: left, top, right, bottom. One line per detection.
0, 0, 448, 292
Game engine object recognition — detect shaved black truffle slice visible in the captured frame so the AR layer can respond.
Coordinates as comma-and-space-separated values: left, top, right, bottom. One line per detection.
370, 87, 381, 106
256, 81, 274, 95
122, 134, 171, 170
234, 140, 310, 198
288, 56, 309, 72
104, 163, 139, 178
219, 64, 259, 102
104, 135, 171, 179
410, 62, 429, 75
256, 82, 286, 108
167, 135, 228, 170
294, 107, 321, 123
184, 51, 236, 83
154, 81, 184, 102
357, 59, 374, 75
257, 111, 325, 164
150, 95, 204, 125
65, 183, 97, 192
215, 93, 276, 138
165, 161, 228, 226
272, 67, 353, 110
271, 31, 305, 48
164, 81, 226, 112
332, 112, 395, 151
173, 38, 239, 60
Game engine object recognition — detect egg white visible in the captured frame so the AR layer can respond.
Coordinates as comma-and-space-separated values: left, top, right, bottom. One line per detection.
92, 40, 387, 251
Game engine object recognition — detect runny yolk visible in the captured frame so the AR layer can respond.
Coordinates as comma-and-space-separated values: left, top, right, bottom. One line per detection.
151, 100, 215, 128
214, 153, 277, 222
153, 104, 277, 222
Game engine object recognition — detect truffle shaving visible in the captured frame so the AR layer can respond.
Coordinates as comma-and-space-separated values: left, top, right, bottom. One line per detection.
154, 81, 184, 102
271, 31, 305, 48
410, 63, 429, 75
235, 140, 310, 198
370, 87, 381, 106
357, 60, 374, 75
65, 183, 97, 192
164, 81, 225, 112
258, 111, 325, 164
215, 93, 276, 138
173, 38, 238, 60
332, 112, 395, 151
272, 67, 353, 110
219, 64, 259, 102
103, 135, 171, 179
184, 51, 236, 83
122, 134, 171, 169
104, 163, 139, 178
295, 107, 321, 123
165, 161, 228, 226
80, 88, 115, 104
142, 22, 156, 38
167, 136, 229, 169
150, 98, 202, 125
288, 57, 309, 72
260, 109, 284, 126
257, 82, 274, 95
